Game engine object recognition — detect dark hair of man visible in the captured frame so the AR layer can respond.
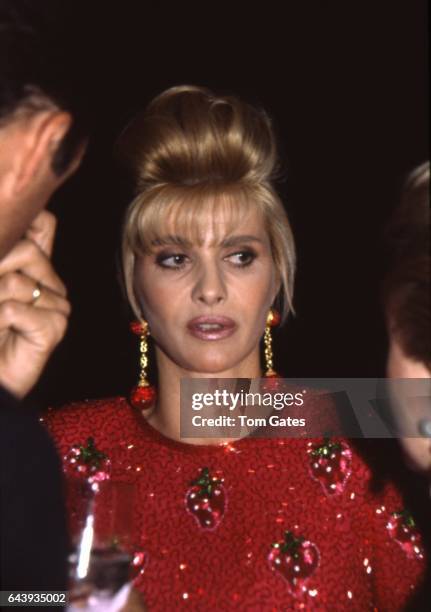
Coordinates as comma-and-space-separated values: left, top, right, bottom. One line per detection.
0, 0, 93, 176
382, 162, 430, 370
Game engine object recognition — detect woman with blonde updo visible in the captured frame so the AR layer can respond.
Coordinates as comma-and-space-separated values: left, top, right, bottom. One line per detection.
44, 86, 425, 610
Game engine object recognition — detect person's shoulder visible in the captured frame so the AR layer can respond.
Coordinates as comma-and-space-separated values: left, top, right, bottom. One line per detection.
346, 438, 428, 531
42, 395, 130, 427
44, 395, 129, 420
41, 396, 133, 453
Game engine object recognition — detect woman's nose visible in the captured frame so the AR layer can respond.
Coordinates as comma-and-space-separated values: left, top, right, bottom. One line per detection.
191, 260, 227, 306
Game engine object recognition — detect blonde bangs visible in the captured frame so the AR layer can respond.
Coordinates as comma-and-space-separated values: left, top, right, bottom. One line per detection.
127, 183, 264, 255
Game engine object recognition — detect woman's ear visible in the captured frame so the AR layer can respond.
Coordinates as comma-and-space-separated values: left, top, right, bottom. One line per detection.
271, 270, 282, 307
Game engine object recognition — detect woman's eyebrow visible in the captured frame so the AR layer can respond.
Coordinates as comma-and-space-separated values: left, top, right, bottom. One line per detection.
151, 235, 193, 247
220, 235, 263, 247
151, 234, 263, 248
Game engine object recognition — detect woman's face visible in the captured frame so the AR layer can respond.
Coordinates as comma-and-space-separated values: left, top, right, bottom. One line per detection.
134, 204, 280, 375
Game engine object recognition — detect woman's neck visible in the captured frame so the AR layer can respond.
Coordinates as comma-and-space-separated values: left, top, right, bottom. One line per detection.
145, 347, 263, 444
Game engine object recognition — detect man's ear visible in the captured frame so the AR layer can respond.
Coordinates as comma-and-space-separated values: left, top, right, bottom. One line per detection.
58, 137, 88, 183
13, 111, 72, 195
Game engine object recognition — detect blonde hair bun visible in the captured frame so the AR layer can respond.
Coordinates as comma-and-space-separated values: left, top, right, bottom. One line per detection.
116, 85, 277, 193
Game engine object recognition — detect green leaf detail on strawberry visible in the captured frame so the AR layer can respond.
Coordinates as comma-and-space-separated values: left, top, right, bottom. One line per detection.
77, 437, 107, 467
310, 438, 341, 457
268, 530, 320, 597
65, 437, 111, 483
308, 438, 352, 495
386, 509, 424, 559
186, 467, 226, 530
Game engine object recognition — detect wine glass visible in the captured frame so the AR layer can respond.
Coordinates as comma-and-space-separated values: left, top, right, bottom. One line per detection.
63, 439, 146, 611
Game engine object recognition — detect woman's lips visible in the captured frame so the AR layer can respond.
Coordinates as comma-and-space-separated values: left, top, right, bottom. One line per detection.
186, 316, 237, 341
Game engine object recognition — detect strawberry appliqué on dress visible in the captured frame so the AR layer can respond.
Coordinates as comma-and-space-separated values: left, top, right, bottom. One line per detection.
185, 467, 226, 530
268, 530, 320, 598
64, 436, 111, 483
307, 438, 352, 495
386, 509, 425, 560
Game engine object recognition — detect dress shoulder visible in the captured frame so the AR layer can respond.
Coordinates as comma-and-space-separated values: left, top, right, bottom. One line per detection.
41, 396, 133, 456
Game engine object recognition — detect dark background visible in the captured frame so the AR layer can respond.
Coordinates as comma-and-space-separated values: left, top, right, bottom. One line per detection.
35, 2, 429, 407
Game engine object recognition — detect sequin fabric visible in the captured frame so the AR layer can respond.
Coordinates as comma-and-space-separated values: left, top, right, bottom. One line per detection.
43, 397, 425, 611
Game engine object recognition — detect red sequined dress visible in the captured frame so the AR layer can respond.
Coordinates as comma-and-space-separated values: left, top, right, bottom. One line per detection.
43, 397, 426, 611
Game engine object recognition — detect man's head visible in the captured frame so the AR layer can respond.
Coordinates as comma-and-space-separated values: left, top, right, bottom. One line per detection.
383, 161, 430, 377
0, 0, 90, 258
383, 161, 430, 472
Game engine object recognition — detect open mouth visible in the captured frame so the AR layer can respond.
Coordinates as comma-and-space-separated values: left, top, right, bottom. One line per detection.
187, 318, 237, 340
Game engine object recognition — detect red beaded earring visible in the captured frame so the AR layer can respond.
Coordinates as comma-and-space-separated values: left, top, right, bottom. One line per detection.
129, 320, 157, 410
264, 308, 280, 378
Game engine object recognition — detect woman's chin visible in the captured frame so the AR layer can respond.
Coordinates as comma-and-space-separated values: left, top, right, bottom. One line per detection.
187, 364, 236, 376
179, 355, 240, 376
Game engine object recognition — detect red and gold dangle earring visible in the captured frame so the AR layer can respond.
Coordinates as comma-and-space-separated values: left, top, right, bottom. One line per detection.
262, 308, 281, 391
129, 319, 157, 410
264, 308, 280, 377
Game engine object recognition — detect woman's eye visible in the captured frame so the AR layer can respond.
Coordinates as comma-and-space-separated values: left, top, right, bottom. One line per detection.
226, 250, 257, 267
155, 253, 188, 269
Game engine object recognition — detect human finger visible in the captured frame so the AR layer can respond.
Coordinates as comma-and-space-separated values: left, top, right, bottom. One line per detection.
0, 300, 69, 353
26, 210, 57, 258
0, 272, 71, 317
0, 239, 67, 297
0, 300, 69, 398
